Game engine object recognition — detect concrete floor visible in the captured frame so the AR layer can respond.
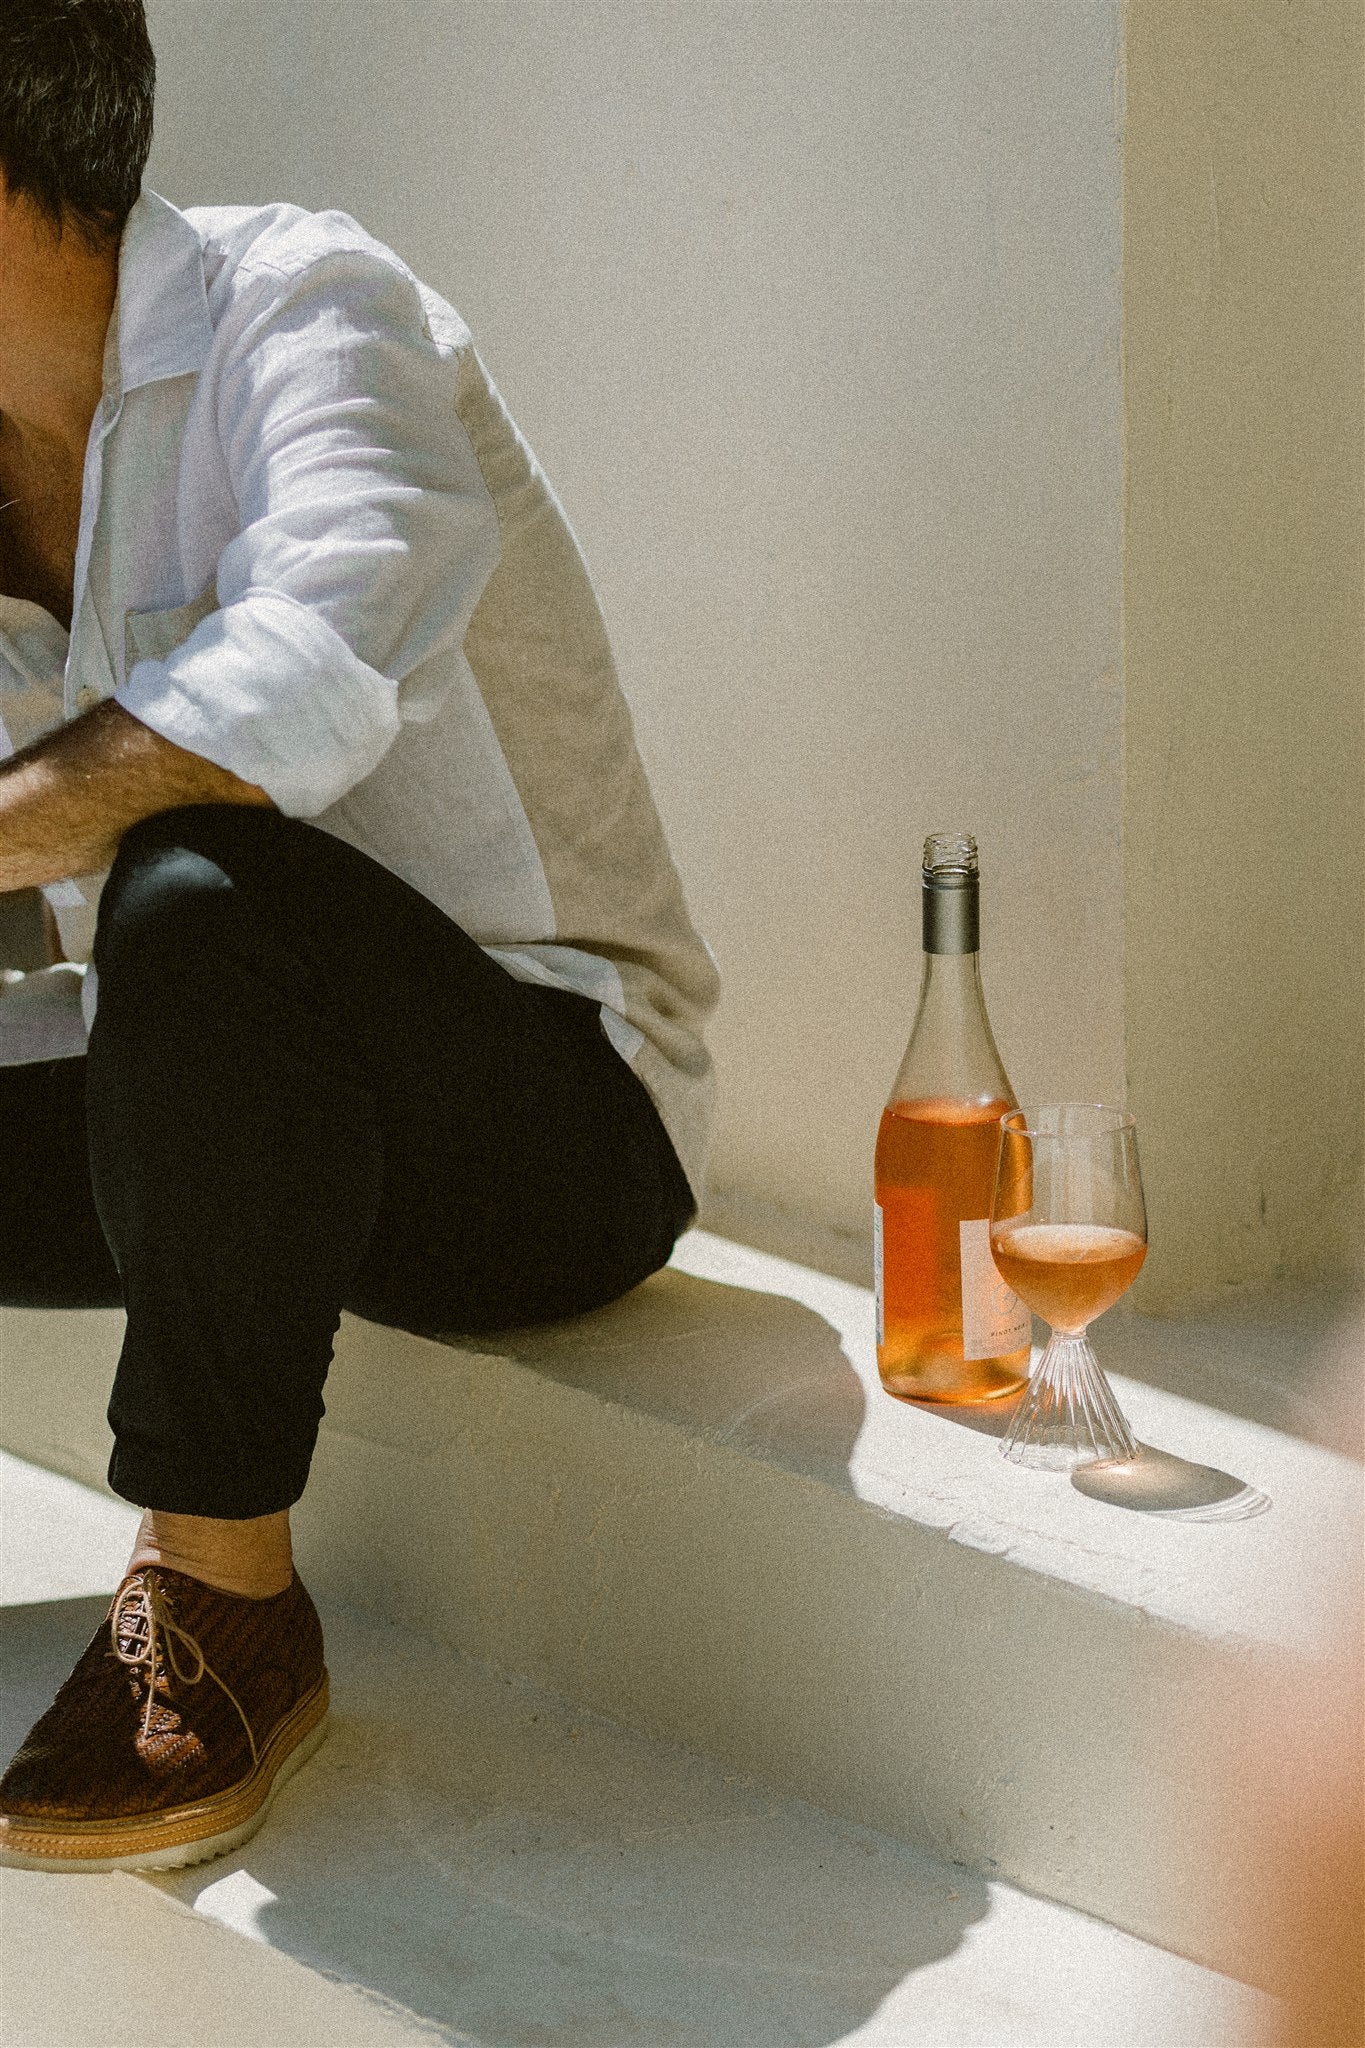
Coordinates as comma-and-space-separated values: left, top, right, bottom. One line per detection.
1, 1453, 1273, 2048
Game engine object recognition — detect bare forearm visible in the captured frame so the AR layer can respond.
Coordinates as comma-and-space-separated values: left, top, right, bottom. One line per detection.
0, 701, 273, 893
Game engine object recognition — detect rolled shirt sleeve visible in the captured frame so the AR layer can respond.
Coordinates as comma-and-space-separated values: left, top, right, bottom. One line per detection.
115, 250, 502, 816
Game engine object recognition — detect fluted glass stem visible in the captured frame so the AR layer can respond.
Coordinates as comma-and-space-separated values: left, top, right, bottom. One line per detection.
1001, 1328, 1138, 1470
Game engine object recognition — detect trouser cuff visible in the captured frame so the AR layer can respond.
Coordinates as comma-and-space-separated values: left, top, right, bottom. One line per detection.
107, 1447, 310, 1520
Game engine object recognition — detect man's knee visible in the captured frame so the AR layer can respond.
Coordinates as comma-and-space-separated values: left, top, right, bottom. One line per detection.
93, 804, 272, 1002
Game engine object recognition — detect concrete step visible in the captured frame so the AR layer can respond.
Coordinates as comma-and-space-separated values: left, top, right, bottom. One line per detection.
0, 1453, 1272, 2048
1, 1233, 1358, 1991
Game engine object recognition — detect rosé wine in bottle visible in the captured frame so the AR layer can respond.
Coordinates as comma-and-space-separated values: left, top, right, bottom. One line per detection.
873, 835, 1031, 1402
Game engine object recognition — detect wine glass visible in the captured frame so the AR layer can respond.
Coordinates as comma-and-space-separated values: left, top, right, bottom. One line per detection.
989, 1105, 1146, 1469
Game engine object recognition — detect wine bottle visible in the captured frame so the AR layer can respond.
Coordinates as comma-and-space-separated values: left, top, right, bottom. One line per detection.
874, 833, 1032, 1401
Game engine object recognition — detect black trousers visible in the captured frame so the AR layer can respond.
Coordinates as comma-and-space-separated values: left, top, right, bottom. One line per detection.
0, 807, 693, 1517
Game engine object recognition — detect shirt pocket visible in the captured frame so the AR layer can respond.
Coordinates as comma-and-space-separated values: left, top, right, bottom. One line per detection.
124, 580, 219, 671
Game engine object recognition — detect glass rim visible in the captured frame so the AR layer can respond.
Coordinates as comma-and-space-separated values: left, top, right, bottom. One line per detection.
999, 1102, 1137, 1138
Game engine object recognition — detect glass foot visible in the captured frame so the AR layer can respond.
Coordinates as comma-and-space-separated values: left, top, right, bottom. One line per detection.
1001, 1329, 1138, 1470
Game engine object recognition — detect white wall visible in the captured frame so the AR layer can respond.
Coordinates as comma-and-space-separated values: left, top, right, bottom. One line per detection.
144, 0, 1125, 1271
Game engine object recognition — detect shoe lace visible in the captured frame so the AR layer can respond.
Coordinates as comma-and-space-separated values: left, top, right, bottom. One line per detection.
111, 1571, 260, 1768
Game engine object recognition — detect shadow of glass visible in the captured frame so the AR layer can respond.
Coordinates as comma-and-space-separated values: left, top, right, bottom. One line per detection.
1071, 1444, 1272, 1521
900, 1398, 1273, 1520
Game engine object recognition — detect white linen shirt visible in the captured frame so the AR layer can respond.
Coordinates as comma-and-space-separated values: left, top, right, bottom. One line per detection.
0, 192, 719, 1198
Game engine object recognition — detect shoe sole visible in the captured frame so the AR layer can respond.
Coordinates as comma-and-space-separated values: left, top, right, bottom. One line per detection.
0, 1670, 330, 1874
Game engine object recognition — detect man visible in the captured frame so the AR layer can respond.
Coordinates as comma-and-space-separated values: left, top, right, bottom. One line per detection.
0, 0, 716, 1872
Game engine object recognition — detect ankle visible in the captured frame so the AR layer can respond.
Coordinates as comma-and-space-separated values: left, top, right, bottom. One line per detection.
127, 1508, 294, 1601
125, 1548, 293, 1600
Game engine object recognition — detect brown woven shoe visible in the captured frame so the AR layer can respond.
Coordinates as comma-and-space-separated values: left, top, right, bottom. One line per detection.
0, 1565, 329, 1872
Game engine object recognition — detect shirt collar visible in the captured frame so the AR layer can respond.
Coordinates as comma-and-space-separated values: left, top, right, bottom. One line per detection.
106, 189, 213, 400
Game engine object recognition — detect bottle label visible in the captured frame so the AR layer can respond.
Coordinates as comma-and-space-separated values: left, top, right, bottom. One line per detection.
873, 1202, 884, 1348
959, 1218, 1031, 1360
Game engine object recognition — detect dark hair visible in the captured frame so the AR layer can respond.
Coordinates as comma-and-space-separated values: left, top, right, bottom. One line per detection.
0, 0, 154, 248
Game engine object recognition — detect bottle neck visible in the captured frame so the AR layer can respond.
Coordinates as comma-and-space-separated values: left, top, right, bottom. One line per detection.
914, 948, 993, 1041
888, 941, 1015, 1108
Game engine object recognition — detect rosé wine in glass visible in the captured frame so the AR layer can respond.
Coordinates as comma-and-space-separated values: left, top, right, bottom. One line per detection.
990, 1106, 1147, 1469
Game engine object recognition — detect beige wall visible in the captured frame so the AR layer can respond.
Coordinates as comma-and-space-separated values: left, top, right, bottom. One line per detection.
1123, 0, 1365, 1307
144, 0, 1127, 1277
